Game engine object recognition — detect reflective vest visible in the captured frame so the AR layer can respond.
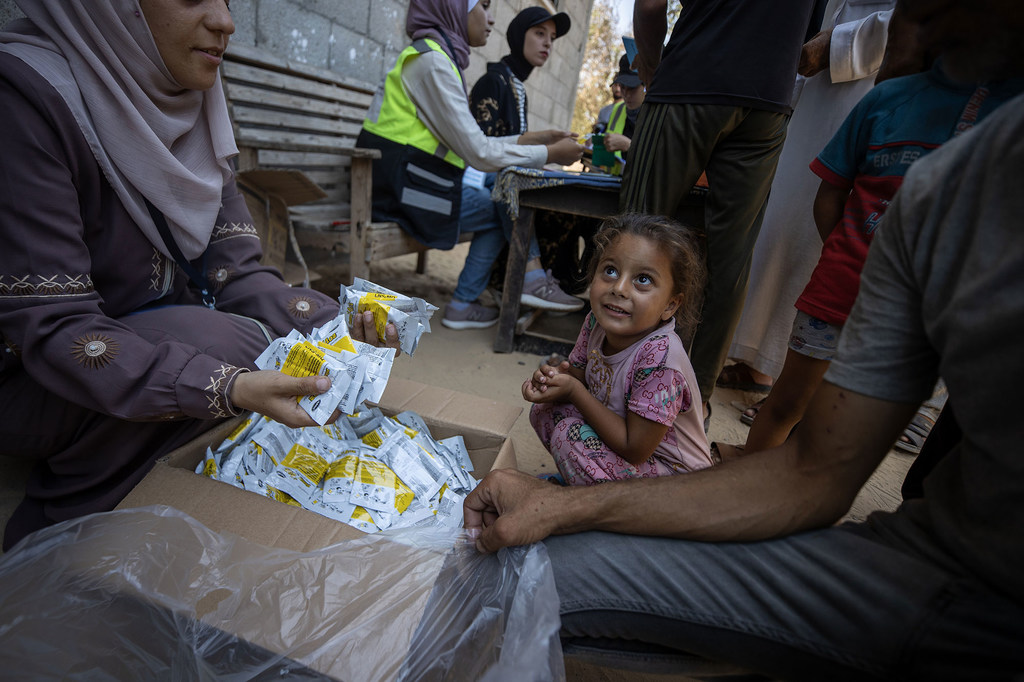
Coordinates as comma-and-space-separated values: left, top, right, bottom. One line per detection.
362, 39, 465, 169
607, 101, 629, 165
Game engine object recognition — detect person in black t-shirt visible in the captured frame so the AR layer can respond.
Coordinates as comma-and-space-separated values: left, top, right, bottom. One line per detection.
621, 0, 817, 426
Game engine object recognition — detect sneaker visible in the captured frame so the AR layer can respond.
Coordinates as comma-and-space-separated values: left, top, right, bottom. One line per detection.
442, 301, 499, 330
520, 270, 584, 312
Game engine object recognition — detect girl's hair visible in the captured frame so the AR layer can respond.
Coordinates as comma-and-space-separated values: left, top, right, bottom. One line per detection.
587, 213, 707, 334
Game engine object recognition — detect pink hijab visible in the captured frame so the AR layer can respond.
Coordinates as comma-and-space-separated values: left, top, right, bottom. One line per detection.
406, 0, 472, 71
0, 0, 237, 261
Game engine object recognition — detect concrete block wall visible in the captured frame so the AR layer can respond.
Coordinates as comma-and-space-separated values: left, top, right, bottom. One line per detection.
0, 0, 592, 132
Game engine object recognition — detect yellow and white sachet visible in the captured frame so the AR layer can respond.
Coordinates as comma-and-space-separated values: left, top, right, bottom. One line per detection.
339, 277, 438, 356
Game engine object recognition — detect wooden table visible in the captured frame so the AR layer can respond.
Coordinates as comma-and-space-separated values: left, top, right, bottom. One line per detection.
493, 180, 706, 352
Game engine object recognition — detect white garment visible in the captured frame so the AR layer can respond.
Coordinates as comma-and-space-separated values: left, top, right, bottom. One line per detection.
400, 49, 547, 172
727, 1, 895, 378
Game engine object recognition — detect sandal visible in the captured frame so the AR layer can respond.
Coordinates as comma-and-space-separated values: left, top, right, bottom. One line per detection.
894, 408, 938, 455
716, 363, 772, 393
730, 397, 766, 426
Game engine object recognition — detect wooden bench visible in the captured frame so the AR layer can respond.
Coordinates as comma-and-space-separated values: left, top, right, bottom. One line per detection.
222, 43, 467, 282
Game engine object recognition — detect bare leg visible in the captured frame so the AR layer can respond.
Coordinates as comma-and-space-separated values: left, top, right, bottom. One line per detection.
744, 349, 830, 454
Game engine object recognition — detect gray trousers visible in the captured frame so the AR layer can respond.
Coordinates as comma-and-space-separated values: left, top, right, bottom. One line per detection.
620, 102, 789, 400
545, 518, 1024, 680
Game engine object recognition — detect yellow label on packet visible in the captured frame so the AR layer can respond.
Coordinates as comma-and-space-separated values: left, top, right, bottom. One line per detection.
355, 458, 414, 513
227, 417, 253, 441
281, 341, 326, 378
352, 506, 374, 522
357, 293, 395, 339
282, 443, 329, 484
326, 454, 360, 481
268, 486, 301, 507
360, 430, 384, 449
318, 337, 357, 354
202, 458, 218, 478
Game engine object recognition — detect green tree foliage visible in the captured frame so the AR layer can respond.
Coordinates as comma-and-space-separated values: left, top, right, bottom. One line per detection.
570, 0, 683, 134
570, 0, 622, 134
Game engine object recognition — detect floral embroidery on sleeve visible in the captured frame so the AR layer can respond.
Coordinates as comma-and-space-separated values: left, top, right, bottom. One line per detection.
1, 274, 94, 298
209, 221, 259, 244
71, 334, 120, 369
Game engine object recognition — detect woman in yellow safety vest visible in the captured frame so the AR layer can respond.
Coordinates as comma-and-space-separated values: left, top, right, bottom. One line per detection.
356, 0, 583, 330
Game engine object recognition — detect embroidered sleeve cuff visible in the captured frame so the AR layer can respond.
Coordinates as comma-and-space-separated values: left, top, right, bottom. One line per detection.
176, 354, 251, 419
223, 366, 251, 417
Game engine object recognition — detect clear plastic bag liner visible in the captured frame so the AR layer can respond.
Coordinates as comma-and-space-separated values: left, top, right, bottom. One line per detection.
0, 506, 564, 682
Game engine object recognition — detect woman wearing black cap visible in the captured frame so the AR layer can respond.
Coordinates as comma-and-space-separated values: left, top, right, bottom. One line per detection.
470, 6, 571, 137
469, 7, 589, 302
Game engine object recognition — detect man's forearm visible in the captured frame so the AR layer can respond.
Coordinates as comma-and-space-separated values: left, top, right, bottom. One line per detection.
633, 0, 668, 80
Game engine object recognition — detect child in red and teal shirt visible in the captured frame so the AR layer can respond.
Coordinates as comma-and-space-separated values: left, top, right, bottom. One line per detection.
739, 60, 1024, 454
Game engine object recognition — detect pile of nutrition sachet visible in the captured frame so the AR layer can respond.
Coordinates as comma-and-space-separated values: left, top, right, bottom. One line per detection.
196, 280, 478, 533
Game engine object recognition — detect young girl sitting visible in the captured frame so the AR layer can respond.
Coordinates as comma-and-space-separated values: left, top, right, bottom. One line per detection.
523, 214, 715, 485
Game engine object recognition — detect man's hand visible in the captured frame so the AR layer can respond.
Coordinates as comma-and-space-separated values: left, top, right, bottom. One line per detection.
799, 28, 832, 77
348, 309, 401, 353
464, 469, 569, 552
230, 370, 339, 427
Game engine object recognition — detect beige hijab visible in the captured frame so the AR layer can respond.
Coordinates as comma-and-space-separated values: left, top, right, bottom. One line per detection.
0, 0, 237, 260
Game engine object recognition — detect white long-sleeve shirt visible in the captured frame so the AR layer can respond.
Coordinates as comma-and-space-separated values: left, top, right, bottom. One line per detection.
829, 8, 894, 83
400, 49, 547, 172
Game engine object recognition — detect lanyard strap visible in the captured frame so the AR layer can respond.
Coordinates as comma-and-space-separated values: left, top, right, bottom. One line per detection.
144, 199, 216, 309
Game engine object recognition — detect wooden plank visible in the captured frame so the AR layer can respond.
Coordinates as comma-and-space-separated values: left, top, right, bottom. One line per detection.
238, 134, 379, 159
260, 149, 353, 167
225, 43, 377, 94
291, 202, 349, 223
236, 128, 353, 152
223, 61, 374, 108
296, 169, 345, 188
232, 107, 362, 137
349, 156, 372, 281
365, 225, 472, 260
495, 206, 534, 353
223, 44, 449, 281
226, 83, 367, 121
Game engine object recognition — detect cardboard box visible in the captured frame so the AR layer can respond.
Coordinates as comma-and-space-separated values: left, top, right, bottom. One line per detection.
237, 168, 326, 286
117, 378, 520, 552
